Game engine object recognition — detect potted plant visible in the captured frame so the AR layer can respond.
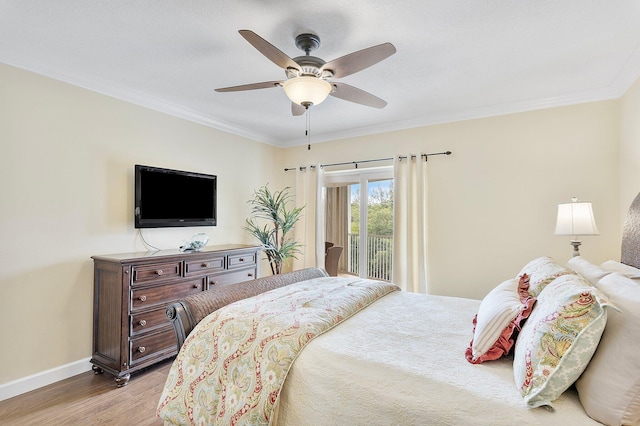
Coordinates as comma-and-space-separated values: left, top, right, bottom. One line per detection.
244, 185, 304, 274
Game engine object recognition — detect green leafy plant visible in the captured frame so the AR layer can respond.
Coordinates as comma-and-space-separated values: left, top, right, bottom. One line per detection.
244, 185, 304, 274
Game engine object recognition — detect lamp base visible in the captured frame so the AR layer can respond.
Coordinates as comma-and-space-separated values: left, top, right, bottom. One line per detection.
570, 240, 582, 257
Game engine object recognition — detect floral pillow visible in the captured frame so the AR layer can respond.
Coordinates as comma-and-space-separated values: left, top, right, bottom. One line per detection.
466, 275, 536, 364
517, 256, 576, 297
513, 274, 614, 408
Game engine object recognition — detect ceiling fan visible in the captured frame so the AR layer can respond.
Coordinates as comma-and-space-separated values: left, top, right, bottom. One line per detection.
215, 30, 396, 116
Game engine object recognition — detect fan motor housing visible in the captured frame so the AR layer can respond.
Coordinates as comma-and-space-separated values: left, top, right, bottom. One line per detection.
287, 55, 327, 78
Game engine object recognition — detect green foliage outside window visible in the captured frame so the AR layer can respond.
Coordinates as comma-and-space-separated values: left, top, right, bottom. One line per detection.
349, 181, 394, 280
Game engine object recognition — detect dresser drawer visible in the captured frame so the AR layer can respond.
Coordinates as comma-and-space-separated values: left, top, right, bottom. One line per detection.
129, 328, 176, 365
228, 252, 257, 269
131, 279, 203, 311
184, 256, 225, 276
209, 268, 257, 287
130, 307, 171, 336
132, 261, 181, 285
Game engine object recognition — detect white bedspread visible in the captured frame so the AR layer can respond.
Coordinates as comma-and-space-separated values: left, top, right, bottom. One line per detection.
274, 291, 598, 425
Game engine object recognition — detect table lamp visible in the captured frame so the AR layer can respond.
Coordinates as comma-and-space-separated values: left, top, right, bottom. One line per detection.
554, 197, 599, 257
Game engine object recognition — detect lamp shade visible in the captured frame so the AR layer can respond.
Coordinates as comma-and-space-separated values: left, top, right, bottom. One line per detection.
554, 200, 599, 236
283, 76, 332, 106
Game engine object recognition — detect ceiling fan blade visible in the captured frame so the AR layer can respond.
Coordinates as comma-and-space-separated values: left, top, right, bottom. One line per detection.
329, 82, 387, 108
215, 81, 282, 92
321, 42, 396, 78
239, 30, 300, 71
291, 102, 306, 116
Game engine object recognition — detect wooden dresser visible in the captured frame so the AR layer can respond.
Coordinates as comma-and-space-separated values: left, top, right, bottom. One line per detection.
90, 244, 261, 386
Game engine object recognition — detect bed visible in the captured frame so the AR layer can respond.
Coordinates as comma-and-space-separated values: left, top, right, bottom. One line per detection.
157, 193, 640, 426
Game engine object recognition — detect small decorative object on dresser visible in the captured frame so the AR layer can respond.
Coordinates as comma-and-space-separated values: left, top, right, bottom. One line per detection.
179, 232, 209, 252
90, 244, 260, 387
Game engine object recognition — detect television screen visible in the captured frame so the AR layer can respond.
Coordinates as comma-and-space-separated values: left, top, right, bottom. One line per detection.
134, 165, 217, 228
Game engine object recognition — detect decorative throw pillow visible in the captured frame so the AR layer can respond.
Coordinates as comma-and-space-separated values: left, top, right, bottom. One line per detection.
513, 274, 613, 408
576, 273, 640, 426
465, 275, 536, 364
517, 256, 575, 297
566, 256, 612, 286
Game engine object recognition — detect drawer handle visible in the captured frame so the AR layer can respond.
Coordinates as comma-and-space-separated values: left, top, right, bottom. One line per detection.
247, 273, 254, 277
211, 281, 217, 286
239, 258, 245, 262
155, 270, 164, 276
137, 346, 146, 353
138, 295, 147, 302
202, 262, 210, 268
138, 320, 147, 327
193, 284, 199, 289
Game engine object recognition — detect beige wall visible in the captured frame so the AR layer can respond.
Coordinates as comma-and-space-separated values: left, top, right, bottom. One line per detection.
0, 63, 281, 384
620, 77, 640, 219
282, 101, 621, 299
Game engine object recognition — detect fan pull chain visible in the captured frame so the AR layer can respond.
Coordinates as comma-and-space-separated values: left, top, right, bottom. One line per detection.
306, 106, 311, 150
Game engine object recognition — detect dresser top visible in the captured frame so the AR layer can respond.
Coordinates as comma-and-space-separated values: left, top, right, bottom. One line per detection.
92, 244, 261, 263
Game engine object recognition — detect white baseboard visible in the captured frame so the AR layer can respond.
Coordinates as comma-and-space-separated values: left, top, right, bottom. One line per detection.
0, 357, 92, 401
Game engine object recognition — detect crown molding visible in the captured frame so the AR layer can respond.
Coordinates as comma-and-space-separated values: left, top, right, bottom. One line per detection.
279, 86, 624, 147
3, 54, 638, 149
0, 58, 277, 145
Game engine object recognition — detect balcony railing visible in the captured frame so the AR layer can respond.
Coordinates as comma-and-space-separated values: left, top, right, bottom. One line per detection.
347, 233, 393, 281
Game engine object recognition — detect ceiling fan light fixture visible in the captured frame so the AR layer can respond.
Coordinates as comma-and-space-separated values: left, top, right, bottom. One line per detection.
283, 76, 331, 106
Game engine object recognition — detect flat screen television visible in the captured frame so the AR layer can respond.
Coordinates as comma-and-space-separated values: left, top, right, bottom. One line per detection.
134, 164, 217, 228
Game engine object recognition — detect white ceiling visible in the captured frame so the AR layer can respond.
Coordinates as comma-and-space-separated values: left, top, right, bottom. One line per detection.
2, 1, 640, 148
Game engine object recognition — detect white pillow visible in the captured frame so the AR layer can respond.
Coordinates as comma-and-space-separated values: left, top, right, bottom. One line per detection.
465, 277, 535, 364
600, 260, 640, 281
566, 256, 611, 285
576, 273, 640, 426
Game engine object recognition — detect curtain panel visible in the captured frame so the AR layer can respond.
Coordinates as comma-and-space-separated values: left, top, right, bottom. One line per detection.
293, 165, 325, 271
325, 186, 349, 271
392, 154, 428, 293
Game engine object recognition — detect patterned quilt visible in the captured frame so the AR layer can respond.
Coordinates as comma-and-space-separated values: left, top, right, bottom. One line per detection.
157, 276, 399, 426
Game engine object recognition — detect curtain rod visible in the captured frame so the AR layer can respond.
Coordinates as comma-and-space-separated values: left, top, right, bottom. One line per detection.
284, 151, 452, 171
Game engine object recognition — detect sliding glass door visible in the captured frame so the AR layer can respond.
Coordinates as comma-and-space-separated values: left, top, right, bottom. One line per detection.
325, 167, 393, 280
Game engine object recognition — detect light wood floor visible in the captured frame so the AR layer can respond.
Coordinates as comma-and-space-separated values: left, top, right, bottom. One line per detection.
0, 360, 172, 425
